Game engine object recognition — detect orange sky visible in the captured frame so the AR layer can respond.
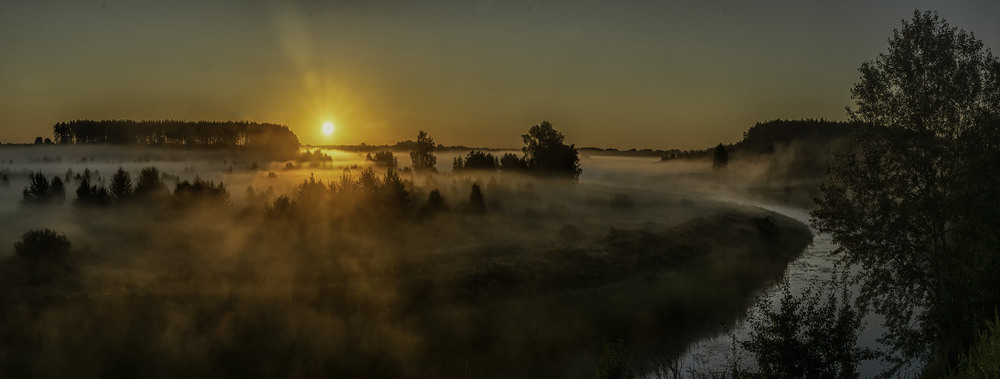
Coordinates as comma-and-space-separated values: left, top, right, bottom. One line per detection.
1, 1, 997, 149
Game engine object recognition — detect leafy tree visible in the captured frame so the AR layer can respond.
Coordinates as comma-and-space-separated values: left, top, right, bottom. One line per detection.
452, 156, 464, 172
74, 178, 112, 207
499, 152, 527, 171
14, 229, 71, 262
174, 178, 230, 206
21, 173, 63, 203
812, 10, 1000, 371
23, 173, 49, 201
49, 177, 66, 202
13, 229, 72, 284
712, 143, 729, 169
33, 137, 43, 145
460, 150, 499, 170
742, 280, 877, 378
109, 167, 133, 201
521, 121, 581, 180
378, 169, 409, 215
134, 166, 167, 198
409, 130, 437, 172
367, 150, 398, 168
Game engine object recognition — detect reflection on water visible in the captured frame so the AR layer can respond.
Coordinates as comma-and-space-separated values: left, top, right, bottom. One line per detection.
676, 201, 913, 377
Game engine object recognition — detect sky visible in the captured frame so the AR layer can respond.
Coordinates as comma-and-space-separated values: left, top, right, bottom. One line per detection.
1, 0, 997, 149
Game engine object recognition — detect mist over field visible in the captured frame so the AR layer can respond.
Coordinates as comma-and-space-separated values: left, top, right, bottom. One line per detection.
0, 141, 815, 378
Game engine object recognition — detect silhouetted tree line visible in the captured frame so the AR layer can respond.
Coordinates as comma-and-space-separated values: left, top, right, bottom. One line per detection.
262, 168, 412, 223
24, 166, 229, 209
447, 121, 580, 180
51, 120, 300, 154
21, 173, 65, 204
366, 150, 398, 168
737, 118, 861, 153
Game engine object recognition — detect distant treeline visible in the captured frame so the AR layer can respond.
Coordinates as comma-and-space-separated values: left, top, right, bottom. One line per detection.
737, 118, 861, 152
51, 120, 300, 154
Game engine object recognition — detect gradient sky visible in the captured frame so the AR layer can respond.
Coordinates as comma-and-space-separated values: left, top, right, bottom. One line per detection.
1, 0, 997, 149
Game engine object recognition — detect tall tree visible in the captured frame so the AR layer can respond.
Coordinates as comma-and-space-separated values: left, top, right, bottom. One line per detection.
712, 143, 729, 169
409, 130, 437, 172
812, 10, 1000, 372
521, 121, 581, 180
109, 167, 133, 201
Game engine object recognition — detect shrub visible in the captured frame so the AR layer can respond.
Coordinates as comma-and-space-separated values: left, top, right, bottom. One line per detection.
13, 229, 73, 284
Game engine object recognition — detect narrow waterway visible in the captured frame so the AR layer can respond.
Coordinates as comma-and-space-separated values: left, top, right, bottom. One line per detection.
674, 200, 913, 377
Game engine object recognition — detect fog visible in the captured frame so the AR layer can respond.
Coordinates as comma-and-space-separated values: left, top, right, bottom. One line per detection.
0, 144, 819, 378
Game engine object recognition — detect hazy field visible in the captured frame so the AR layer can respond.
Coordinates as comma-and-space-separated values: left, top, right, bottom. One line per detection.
0, 145, 812, 377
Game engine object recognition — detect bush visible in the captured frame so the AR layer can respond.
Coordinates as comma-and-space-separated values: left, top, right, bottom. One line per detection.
949, 312, 1000, 378
741, 280, 877, 378
13, 229, 73, 284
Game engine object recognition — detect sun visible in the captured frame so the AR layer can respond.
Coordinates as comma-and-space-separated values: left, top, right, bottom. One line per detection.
321, 121, 335, 136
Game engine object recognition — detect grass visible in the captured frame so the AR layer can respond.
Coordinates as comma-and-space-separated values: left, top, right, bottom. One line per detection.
0, 188, 812, 378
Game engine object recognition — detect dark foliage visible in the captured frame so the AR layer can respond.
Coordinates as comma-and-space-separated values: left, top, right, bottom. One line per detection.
21, 173, 65, 204
712, 143, 729, 169
12, 229, 73, 284
109, 167, 133, 201
366, 150, 398, 168
467, 183, 487, 214
499, 152, 528, 171
813, 10, 1000, 372
134, 167, 168, 199
174, 178, 230, 206
51, 119, 300, 156
521, 121, 582, 180
455, 150, 499, 171
74, 178, 113, 207
409, 130, 437, 172
742, 281, 877, 378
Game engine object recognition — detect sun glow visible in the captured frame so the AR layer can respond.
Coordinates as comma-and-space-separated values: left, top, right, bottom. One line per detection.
321, 121, 335, 136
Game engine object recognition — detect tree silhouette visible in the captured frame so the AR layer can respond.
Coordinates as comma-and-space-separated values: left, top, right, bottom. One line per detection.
409, 130, 437, 172
22, 173, 63, 203
367, 150, 398, 168
521, 121, 581, 180
812, 10, 1000, 371
712, 143, 729, 169
378, 169, 409, 216
174, 178, 230, 206
424, 189, 448, 214
134, 167, 167, 199
499, 153, 527, 171
109, 167, 133, 201
33, 137, 43, 145
459, 150, 499, 170
467, 183, 487, 214
13, 229, 72, 284
74, 178, 112, 207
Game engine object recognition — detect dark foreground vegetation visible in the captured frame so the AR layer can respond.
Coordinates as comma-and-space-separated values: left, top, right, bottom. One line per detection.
0, 158, 811, 378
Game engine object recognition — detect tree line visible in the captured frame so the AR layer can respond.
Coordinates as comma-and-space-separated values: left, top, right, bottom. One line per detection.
50, 120, 300, 155
22, 167, 229, 209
